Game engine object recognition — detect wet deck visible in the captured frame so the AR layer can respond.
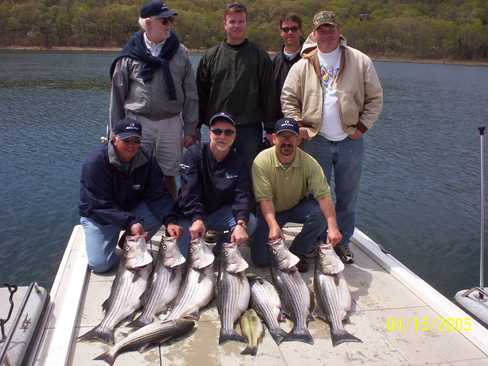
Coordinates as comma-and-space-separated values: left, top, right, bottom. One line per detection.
32, 225, 488, 365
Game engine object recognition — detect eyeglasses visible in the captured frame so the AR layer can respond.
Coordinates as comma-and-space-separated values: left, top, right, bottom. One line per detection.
282, 26, 299, 33
158, 17, 173, 25
121, 138, 141, 144
211, 128, 236, 136
316, 24, 337, 33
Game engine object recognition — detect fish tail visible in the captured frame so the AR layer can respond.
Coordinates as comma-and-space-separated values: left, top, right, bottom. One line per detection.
219, 329, 247, 345
269, 328, 287, 345
283, 327, 314, 345
78, 325, 114, 345
331, 329, 362, 347
241, 345, 258, 356
93, 350, 116, 365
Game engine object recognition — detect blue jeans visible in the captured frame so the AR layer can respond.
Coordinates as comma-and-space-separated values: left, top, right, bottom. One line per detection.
177, 205, 257, 257
301, 135, 364, 248
234, 124, 264, 168
251, 197, 327, 267
80, 202, 170, 273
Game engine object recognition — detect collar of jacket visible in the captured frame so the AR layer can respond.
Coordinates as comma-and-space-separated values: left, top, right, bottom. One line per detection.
108, 142, 148, 174
302, 36, 347, 82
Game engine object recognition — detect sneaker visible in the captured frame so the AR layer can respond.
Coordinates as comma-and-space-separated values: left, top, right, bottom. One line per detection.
334, 245, 354, 264
204, 230, 219, 243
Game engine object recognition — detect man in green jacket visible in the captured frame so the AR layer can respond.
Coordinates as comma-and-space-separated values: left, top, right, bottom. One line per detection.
281, 11, 383, 264
197, 2, 276, 167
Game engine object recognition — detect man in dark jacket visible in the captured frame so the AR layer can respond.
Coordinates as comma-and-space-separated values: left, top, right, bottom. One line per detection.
272, 13, 303, 119
196, 2, 276, 167
79, 118, 179, 273
176, 112, 256, 255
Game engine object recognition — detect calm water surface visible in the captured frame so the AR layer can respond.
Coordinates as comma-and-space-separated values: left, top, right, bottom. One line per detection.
1, 50, 487, 299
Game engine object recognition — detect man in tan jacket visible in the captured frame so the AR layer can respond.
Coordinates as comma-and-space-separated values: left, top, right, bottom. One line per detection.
281, 10, 383, 264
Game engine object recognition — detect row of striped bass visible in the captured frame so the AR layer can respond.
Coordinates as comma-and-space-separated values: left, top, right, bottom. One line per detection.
129, 236, 186, 328
94, 319, 195, 365
163, 237, 216, 320
314, 243, 362, 346
216, 242, 251, 344
78, 236, 152, 345
268, 239, 314, 344
248, 275, 287, 345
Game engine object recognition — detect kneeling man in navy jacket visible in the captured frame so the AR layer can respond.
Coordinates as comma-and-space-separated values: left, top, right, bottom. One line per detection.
176, 112, 256, 255
79, 118, 180, 273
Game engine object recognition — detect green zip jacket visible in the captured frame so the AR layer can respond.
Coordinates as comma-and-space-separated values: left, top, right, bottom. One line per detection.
196, 39, 277, 131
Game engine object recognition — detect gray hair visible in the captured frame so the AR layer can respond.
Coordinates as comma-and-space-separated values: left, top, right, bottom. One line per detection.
138, 17, 149, 31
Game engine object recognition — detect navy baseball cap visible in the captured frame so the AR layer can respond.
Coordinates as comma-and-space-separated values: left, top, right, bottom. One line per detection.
275, 118, 299, 135
140, 1, 177, 19
209, 112, 237, 127
113, 118, 142, 140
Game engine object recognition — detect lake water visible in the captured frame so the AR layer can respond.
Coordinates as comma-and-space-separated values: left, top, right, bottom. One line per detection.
1, 50, 487, 300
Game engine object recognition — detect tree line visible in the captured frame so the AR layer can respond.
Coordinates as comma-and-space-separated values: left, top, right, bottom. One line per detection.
0, 0, 487, 60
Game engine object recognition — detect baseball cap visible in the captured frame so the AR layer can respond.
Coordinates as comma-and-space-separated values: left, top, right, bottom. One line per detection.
209, 112, 237, 127
113, 118, 142, 140
275, 117, 299, 135
140, 0, 177, 19
313, 10, 338, 29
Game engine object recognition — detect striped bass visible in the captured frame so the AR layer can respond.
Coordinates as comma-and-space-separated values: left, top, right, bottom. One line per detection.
129, 236, 185, 328
240, 309, 264, 356
249, 275, 287, 345
94, 319, 195, 365
216, 243, 250, 344
314, 243, 362, 346
269, 240, 314, 345
78, 238, 152, 344
163, 238, 215, 320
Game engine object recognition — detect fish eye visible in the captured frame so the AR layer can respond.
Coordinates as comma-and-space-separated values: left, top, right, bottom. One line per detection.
162, 245, 167, 250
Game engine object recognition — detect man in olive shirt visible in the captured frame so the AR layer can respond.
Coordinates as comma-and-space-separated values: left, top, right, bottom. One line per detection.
251, 118, 342, 272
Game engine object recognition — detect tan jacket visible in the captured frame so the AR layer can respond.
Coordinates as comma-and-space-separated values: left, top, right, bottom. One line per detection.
281, 36, 383, 138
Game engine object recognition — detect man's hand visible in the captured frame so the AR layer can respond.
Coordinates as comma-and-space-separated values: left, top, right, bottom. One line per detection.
189, 219, 206, 240
299, 127, 311, 140
231, 223, 249, 245
166, 223, 182, 238
130, 222, 148, 240
350, 129, 363, 140
268, 223, 283, 241
183, 135, 197, 148
327, 226, 342, 246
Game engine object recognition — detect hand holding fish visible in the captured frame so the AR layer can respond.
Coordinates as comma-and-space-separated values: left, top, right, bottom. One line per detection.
268, 223, 283, 241
166, 223, 182, 238
327, 225, 342, 246
189, 219, 206, 240
231, 222, 248, 245
130, 223, 148, 240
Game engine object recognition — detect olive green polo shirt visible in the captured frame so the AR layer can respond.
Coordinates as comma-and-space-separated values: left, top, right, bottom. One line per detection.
252, 146, 330, 213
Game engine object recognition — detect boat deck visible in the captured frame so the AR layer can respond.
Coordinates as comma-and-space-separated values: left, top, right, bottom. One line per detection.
31, 225, 488, 365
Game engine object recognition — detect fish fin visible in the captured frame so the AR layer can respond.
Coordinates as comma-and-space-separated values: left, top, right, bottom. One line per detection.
219, 329, 247, 345
241, 346, 258, 356
101, 298, 111, 312
127, 317, 152, 329
93, 351, 116, 365
183, 310, 200, 321
78, 325, 115, 345
283, 328, 314, 345
269, 328, 287, 345
331, 330, 362, 347
138, 341, 161, 353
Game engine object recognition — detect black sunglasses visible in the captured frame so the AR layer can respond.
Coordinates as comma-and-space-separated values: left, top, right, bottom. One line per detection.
158, 17, 173, 25
282, 26, 299, 33
211, 128, 236, 136
226, 2, 246, 10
